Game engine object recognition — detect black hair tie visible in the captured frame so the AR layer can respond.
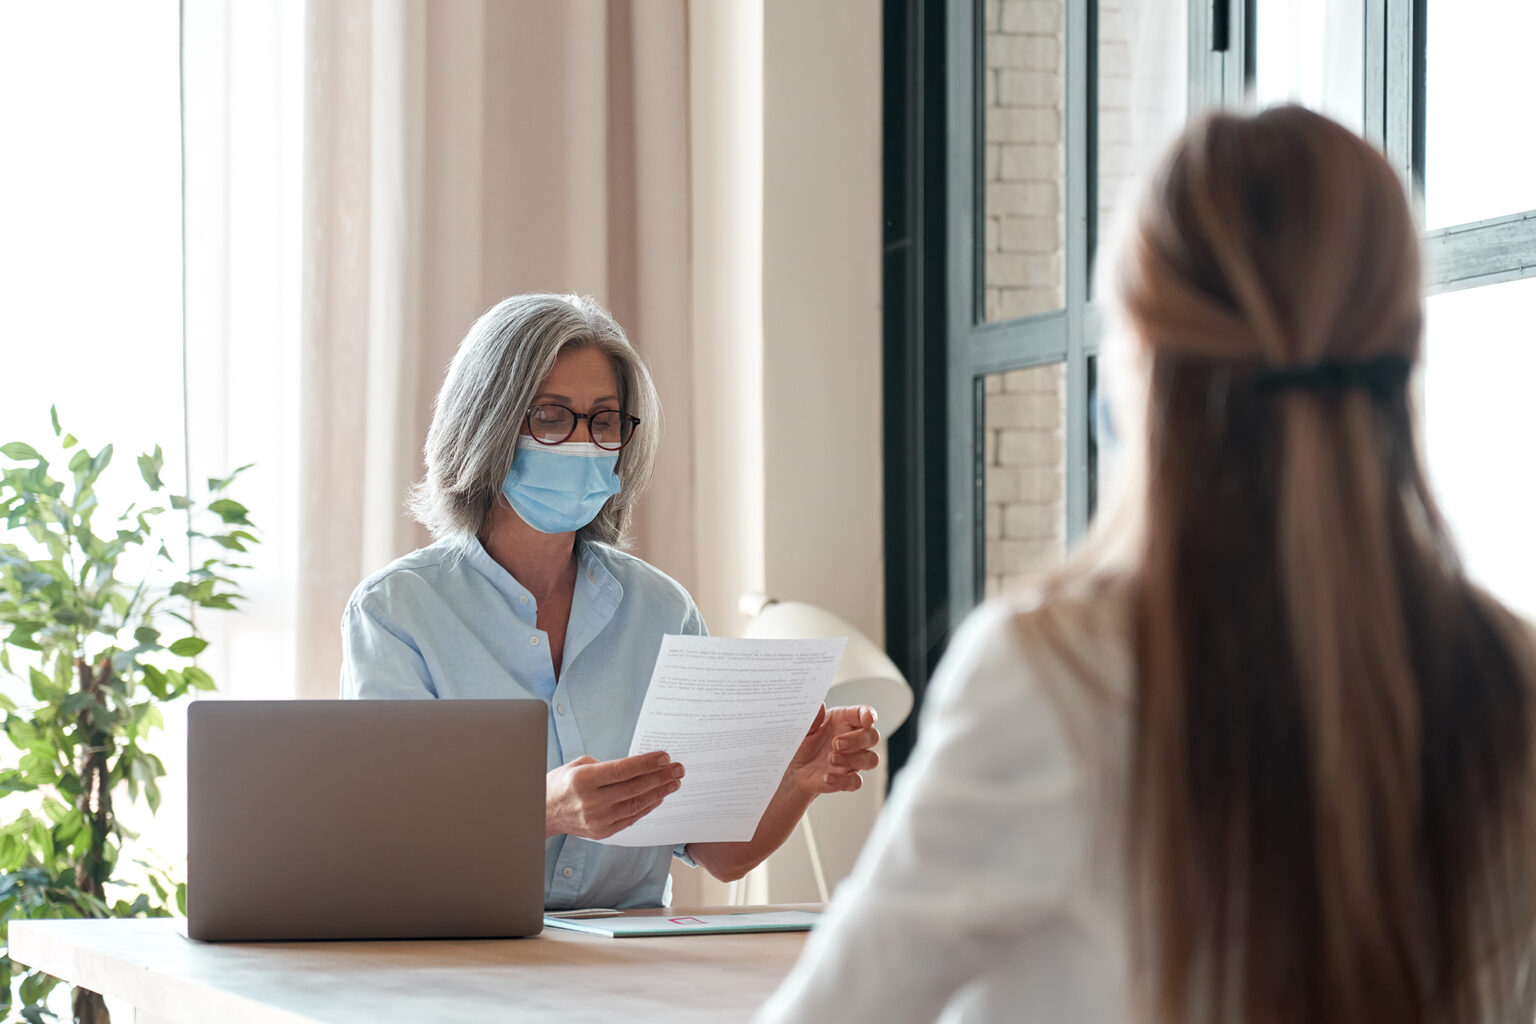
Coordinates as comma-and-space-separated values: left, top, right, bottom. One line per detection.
1251, 355, 1411, 401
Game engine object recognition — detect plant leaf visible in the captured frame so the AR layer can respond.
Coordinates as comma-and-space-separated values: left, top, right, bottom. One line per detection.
89, 443, 114, 477
206, 499, 250, 525
136, 446, 165, 491
0, 443, 40, 462
168, 637, 208, 658
4, 625, 41, 651
207, 463, 255, 492
28, 668, 62, 702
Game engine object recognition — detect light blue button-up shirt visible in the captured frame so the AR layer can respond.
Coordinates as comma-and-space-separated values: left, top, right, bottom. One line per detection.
340, 538, 707, 910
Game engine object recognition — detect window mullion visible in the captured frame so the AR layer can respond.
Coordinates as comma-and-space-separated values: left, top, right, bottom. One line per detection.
1364, 0, 1387, 145
1425, 212, 1536, 295
1187, 0, 1222, 113
1064, 0, 1091, 541
1382, 0, 1420, 188
1224, 0, 1254, 104
944, 0, 980, 621
1189, 0, 1252, 114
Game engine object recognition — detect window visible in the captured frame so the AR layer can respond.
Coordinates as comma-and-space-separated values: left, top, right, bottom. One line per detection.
884, 0, 1536, 765
1422, 0, 1536, 230
954, 0, 1191, 616
0, 2, 183, 499
1424, 277, 1536, 619
882, 0, 1191, 768
1252, 0, 1365, 130
0, 7, 183, 1014
1411, 1, 1536, 622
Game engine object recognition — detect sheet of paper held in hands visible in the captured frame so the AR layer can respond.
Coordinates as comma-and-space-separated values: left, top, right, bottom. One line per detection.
595, 635, 848, 847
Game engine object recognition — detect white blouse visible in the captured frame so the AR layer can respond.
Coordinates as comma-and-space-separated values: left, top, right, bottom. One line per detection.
756, 583, 1137, 1024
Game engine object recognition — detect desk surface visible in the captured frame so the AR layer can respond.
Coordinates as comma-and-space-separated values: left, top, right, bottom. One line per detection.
9, 907, 815, 1024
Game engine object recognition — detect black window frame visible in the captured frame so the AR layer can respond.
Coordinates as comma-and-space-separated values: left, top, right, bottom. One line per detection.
882, 0, 1536, 772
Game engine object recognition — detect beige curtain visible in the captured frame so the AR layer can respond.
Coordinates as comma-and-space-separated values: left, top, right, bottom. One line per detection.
293, 0, 696, 698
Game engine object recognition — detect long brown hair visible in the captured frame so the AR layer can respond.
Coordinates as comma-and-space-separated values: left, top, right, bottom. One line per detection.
1102, 105, 1536, 1023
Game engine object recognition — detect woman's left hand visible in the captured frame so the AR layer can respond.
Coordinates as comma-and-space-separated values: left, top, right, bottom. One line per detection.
788, 704, 880, 795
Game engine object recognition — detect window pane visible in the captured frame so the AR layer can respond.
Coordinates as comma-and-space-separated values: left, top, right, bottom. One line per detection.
1096, 0, 1187, 274
982, 364, 1066, 597
980, 0, 1066, 323
0, 8, 182, 1015
1423, 1, 1536, 228
1423, 276, 1536, 619
1252, 0, 1365, 132
0, 0, 183, 487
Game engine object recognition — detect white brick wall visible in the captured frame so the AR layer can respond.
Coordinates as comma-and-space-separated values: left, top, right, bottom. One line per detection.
980, 0, 1186, 597
983, 363, 1065, 596
980, 0, 1066, 595
982, 0, 1064, 325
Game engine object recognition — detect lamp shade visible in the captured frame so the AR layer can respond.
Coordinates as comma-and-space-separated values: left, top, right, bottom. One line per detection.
740, 598, 913, 733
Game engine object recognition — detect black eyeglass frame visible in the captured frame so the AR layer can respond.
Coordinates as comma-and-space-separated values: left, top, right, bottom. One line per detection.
523, 404, 642, 451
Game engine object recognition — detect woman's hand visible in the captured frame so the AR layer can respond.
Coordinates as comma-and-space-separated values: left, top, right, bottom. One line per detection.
688, 706, 882, 882
546, 751, 685, 840
787, 704, 880, 795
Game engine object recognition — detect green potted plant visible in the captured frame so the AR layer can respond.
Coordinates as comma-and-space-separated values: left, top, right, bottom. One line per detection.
0, 411, 257, 1024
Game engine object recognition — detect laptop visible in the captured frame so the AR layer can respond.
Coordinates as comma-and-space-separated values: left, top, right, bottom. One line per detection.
187, 699, 547, 941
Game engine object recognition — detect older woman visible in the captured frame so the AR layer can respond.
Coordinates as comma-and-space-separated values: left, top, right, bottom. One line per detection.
341, 294, 880, 910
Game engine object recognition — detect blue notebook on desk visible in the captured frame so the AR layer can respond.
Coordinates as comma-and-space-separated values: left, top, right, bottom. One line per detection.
543, 909, 821, 937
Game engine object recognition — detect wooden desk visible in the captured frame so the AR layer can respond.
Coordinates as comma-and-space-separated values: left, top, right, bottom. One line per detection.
9, 907, 813, 1023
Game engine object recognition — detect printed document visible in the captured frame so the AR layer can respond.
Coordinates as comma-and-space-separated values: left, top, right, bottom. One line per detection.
596, 635, 847, 846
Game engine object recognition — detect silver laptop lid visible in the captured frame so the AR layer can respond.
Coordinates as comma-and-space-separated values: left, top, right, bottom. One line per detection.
187, 699, 546, 941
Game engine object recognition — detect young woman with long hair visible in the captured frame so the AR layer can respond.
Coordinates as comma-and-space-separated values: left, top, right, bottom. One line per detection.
756, 105, 1536, 1024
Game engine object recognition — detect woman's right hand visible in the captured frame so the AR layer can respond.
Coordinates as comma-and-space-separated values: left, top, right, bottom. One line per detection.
545, 751, 685, 840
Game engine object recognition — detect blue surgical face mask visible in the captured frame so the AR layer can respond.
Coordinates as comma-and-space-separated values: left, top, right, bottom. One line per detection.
501, 437, 622, 534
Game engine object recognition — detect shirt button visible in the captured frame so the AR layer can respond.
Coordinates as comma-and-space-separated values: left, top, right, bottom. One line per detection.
518, 595, 528, 604
529, 636, 540, 646
562, 867, 574, 878
556, 704, 566, 715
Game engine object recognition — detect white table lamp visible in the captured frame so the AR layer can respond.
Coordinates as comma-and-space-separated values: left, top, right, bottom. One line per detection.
737, 594, 913, 901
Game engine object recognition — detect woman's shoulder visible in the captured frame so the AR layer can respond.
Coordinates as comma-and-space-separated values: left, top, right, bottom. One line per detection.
945, 573, 1135, 703
347, 540, 467, 612
1017, 573, 1136, 694
922, 574, 1135, 781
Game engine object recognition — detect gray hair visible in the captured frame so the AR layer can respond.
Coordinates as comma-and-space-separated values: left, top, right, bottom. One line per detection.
408, 293, 661, 549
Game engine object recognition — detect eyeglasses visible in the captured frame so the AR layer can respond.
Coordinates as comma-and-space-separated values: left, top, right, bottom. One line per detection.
525, 404, 641, 451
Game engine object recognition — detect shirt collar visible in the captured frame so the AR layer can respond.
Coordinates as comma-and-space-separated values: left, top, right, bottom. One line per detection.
457, 540, 537, 620
563, 542, 623, 672
575, 540, 622, 602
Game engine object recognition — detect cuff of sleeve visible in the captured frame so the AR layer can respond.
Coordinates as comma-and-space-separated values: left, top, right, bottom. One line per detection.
672, 842, 698, 868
